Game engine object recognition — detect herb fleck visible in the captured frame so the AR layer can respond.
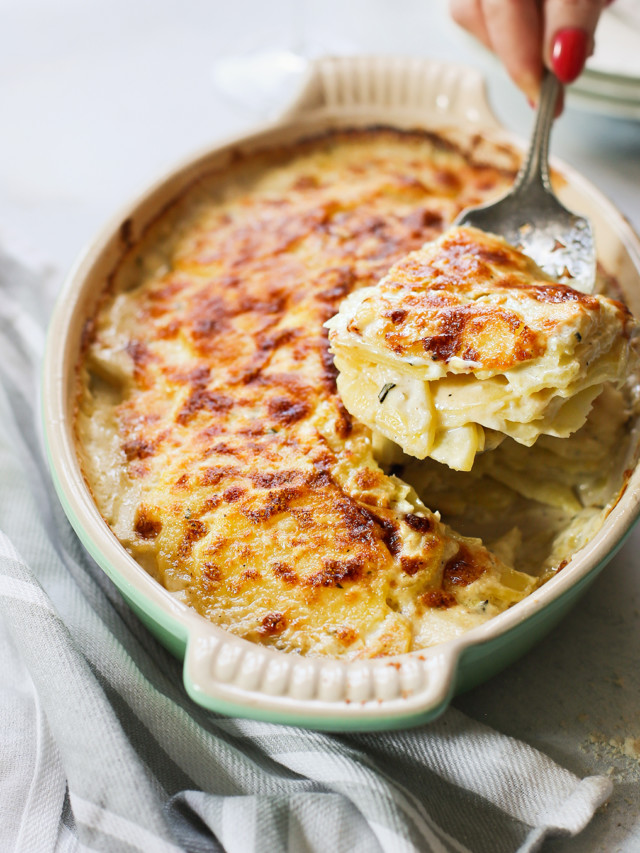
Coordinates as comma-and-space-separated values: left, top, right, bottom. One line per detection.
378, 383, 396, 403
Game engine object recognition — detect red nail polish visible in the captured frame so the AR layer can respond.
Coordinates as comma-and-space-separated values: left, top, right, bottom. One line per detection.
551, 28, 589, 84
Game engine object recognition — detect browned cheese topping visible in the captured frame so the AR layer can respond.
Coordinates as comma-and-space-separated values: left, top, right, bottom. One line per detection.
77, 129, 548, 657
369, 226, 630, 369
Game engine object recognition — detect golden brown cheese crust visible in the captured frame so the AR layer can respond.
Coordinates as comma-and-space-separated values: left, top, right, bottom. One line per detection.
77, 128, 544, 657
325, 224, 636, 470
349, 226, 632, 370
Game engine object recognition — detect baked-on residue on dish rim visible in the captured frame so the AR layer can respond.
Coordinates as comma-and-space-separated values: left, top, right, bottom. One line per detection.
42, 57, 640, 730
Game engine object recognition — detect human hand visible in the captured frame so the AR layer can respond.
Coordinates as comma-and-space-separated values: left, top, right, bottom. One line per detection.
449, 0, 612, 103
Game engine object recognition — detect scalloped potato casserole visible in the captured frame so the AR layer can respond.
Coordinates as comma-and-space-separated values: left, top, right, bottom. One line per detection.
327, 225, 635, 471
76, 128, 640, 658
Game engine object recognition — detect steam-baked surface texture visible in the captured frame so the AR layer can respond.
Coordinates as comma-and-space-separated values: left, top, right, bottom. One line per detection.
327, 226, 636, 470
76, 128, 637, 658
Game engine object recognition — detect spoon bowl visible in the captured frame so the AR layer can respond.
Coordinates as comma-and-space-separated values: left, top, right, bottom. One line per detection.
456, 71, 596, 294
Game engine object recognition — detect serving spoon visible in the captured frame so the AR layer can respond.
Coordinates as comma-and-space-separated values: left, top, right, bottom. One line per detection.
456, 70, 596, 294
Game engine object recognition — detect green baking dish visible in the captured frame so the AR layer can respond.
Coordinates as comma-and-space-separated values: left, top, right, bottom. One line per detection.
42, 56, 640, 731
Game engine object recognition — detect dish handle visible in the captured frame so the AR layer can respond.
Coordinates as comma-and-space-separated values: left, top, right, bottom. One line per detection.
182, 621, 461, 729
280, 55, 501, 129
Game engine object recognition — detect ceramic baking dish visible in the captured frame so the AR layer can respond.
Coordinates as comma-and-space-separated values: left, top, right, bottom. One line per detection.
42, 56, 640, 731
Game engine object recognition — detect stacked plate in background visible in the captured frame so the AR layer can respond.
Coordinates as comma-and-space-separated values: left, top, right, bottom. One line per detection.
569, 0, 640, 119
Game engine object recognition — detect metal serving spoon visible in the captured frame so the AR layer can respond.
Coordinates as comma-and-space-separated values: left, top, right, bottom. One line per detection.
456, 70, 596, 294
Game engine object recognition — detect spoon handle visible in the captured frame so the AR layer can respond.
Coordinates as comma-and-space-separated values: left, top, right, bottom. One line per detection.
513, 70, 561, 196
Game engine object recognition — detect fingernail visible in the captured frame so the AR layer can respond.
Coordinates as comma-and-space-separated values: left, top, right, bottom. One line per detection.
551, 28, 589, 84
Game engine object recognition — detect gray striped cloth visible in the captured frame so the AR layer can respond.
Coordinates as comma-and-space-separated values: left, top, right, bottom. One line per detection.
0, 249, 612, 853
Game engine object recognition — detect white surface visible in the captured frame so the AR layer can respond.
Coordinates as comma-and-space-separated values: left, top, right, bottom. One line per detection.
1, 1, 639, 851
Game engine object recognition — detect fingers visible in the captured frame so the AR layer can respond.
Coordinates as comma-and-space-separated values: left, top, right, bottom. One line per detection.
450, 0, 610, 100
450, 0, 544, 102
543, 0, 608, 83
449, 0, 492, 50
480, 0, 544, 102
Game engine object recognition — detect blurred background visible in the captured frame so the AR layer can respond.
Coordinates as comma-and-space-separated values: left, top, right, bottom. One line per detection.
1, 0, 639, 277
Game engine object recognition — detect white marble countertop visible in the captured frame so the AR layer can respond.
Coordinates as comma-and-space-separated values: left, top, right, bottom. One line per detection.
2, 1, 639, 850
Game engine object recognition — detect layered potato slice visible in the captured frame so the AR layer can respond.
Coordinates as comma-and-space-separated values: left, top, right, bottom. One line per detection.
326, 226, 637, 470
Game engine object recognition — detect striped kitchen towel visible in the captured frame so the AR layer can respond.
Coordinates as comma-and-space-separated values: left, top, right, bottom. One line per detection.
0, 249, 611, 853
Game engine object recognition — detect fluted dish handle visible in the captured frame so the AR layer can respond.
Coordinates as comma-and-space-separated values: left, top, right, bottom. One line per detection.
182, 621, 460, 730
280, 55, 501, 129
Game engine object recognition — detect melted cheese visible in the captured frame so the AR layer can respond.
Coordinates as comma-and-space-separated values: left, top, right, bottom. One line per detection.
75, 128, 637, 659
327, 226, 636, 470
